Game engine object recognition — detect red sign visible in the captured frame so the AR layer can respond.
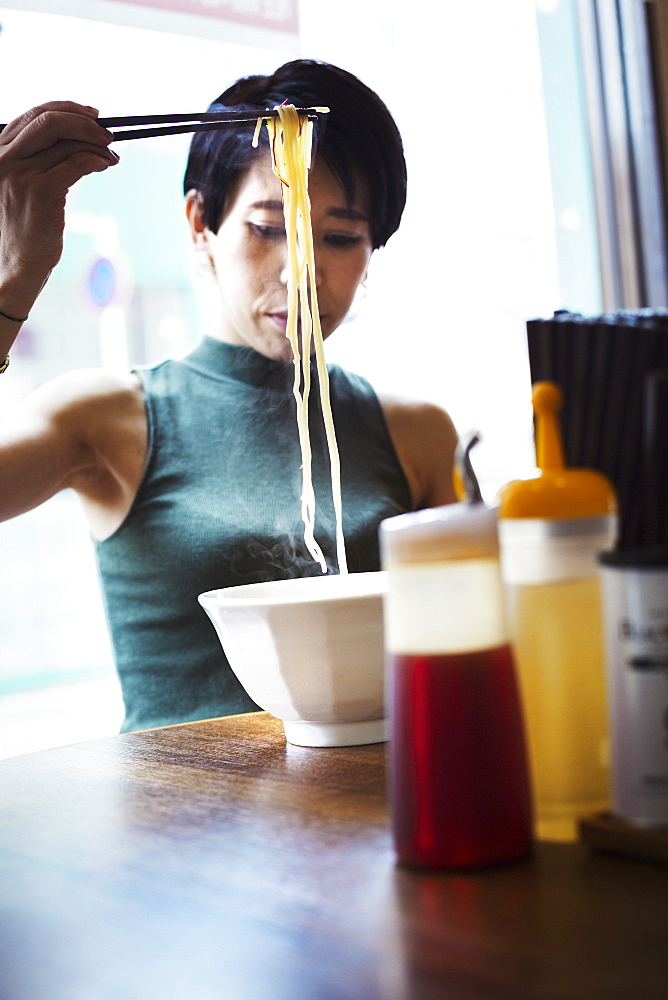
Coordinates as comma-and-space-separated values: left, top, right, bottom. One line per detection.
109, 0, 298, 34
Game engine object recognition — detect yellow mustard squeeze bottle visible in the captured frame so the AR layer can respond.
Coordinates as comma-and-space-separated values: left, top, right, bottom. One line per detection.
497, 382, 618, 842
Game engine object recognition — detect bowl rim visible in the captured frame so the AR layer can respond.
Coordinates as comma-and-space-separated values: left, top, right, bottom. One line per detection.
198, 570, 387, 608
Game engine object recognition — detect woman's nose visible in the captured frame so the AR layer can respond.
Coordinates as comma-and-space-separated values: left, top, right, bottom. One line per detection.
279, 248, 324, 288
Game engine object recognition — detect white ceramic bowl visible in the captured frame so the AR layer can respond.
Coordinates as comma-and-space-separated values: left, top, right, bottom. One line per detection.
198, 571, 387, 747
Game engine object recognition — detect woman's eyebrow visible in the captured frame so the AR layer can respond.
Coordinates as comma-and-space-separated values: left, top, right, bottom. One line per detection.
328, 206, 368, 221
250, 199, 284, 211
249, 200, 367, 221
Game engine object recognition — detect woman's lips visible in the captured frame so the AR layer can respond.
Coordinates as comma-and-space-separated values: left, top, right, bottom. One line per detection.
268, 313, 289, 332
267, 312, 325, 333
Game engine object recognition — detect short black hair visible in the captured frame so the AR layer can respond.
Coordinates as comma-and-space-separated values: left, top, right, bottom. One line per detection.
183, 59, 407, 250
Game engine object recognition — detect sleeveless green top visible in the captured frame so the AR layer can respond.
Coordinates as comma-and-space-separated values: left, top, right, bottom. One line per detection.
95, 336, 412, 732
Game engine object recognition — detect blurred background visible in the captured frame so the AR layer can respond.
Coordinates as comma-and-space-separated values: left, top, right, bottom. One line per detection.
0, 0, 665, 755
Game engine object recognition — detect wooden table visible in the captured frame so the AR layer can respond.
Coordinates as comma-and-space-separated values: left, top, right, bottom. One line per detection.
1, 712, 667, 1000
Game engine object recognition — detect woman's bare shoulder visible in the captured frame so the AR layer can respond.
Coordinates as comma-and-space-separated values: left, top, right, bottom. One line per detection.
20, 366, 144, 417
378, 392, 459, 509
379, 392, 456, 434
1, 367, 147, 531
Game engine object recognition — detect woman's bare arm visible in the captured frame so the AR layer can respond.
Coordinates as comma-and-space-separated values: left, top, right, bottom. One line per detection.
0, 102, 137, 534
0, 368, 147, 537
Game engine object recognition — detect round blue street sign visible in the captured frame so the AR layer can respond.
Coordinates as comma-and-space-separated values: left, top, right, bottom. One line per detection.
88, 258, 117, 308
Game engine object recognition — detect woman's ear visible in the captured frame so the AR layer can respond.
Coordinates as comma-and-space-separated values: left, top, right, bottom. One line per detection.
185, 189, 207, 246
185, 190, 217, 278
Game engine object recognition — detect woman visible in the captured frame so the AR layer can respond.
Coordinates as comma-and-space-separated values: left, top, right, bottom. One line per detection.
0, 60, 457, 732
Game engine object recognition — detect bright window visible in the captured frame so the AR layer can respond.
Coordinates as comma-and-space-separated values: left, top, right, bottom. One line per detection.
0, 1, 606, 753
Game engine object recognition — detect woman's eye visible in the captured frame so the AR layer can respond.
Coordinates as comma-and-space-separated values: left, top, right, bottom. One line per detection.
249, 223, 285, 240
324, 233, 364, 248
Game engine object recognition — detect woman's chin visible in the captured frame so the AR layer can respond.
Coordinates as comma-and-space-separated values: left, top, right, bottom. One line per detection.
263, 333, 295, 364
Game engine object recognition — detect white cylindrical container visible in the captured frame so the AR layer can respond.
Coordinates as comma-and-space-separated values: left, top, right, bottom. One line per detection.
599, 547, 668, 828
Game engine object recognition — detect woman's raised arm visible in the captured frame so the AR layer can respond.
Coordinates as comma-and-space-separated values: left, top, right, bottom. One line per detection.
0, 102, 146, 538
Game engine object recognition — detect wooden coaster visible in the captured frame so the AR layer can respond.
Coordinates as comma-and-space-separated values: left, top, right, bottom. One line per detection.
579, 811, 668, 863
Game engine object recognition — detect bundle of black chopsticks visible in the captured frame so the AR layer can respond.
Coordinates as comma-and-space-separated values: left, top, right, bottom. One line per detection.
527, 309, 668, 550
0, 108, 324, 141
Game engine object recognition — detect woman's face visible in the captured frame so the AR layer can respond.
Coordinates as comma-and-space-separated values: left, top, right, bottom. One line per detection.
190, 155, 373, 363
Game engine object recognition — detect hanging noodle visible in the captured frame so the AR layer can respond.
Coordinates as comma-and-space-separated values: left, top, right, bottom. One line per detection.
253, 105, 348, 576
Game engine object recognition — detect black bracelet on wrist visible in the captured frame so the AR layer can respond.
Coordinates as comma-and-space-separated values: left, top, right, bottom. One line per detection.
0, 308, 29, 323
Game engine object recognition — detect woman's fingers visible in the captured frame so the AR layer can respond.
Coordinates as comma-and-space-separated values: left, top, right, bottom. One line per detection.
0, 103, 116, 181
0, 102, 119, 279
29, 137, 120, 179
47, 145, 119, 189
0, 100, 119, 199
0, 101, 102, 146
1, 109, 115, 167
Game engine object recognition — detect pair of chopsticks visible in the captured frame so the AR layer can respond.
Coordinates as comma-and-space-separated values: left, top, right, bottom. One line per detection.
100, 108, 323, 141
0, 108, 323, 142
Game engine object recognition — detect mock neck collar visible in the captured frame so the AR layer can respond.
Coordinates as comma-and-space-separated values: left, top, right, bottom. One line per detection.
183, 336, 295, 388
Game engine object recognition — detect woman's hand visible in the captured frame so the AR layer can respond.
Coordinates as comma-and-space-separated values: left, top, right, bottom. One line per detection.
0, 101, 118, 302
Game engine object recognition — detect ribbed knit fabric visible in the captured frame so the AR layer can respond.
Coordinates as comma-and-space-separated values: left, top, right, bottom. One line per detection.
95, 337, 412, 733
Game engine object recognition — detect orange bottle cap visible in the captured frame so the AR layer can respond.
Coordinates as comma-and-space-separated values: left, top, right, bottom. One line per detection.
498, 382, 617, 519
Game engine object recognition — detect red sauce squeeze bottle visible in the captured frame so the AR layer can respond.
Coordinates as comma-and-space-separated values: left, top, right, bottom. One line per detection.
380, 437, 533, 869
